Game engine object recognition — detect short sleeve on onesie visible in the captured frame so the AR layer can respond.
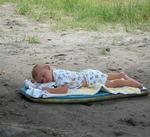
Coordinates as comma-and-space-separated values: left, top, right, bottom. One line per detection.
53, 69, 71, 86
53, 69, 84, 89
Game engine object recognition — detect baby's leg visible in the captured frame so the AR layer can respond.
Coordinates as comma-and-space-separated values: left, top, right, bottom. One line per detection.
105, 79, 143, 88
121, 73, 143, 86
107, 72, 127, 80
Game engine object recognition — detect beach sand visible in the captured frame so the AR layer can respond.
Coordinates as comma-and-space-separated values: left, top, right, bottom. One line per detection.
0, 3, 150, 137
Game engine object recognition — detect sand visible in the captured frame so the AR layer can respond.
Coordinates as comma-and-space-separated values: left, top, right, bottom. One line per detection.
0, 3, 150, 137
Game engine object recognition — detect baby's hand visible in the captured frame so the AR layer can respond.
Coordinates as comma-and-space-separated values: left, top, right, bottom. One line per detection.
42, 85, 68, 94
63, 84, 68, 91
82, 80, 88, 87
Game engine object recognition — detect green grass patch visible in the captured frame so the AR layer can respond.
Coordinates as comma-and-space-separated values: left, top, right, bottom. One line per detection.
1, 0, 150, 30
0, 0, 16, 4
26, 35, 40, 44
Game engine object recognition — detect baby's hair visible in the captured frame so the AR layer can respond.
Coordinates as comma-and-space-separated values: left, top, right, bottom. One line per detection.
32, 64, 44, 79
32, 64, 50, 79
32, 64, 39, 79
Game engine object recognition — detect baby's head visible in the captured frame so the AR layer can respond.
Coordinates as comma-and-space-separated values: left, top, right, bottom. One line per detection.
32, 64, 53, 83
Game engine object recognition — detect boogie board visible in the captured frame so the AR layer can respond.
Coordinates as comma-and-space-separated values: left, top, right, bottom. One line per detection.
20, 87, 149, 104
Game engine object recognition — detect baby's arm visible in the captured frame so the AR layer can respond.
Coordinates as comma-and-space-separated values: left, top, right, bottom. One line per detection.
42, 85, 68, 94
82, 80, 88, 87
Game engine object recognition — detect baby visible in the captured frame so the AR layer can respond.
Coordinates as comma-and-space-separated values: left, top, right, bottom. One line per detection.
32, 64, 143, 94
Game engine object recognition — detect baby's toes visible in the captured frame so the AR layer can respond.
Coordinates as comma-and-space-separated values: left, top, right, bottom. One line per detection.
120, 71, 128, 78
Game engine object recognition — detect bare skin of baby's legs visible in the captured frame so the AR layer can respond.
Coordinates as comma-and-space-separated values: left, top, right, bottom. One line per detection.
107, 72, 127, 80
106, 72, 143, 88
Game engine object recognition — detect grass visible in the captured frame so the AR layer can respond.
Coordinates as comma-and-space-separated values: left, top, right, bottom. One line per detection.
0, 0, 150, 30
26, 35, 40, 44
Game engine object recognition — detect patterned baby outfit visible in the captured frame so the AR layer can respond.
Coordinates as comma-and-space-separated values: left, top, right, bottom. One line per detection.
81, 69, 108, 86
53, 69, 107, 89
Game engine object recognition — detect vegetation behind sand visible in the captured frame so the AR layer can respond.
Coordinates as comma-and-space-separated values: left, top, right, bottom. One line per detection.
0, 0, 150, 30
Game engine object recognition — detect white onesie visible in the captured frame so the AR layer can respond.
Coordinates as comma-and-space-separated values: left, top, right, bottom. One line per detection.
53, 69, 108, 89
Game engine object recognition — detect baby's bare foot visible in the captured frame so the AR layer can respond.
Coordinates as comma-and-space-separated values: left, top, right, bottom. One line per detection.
129, 79, 143, 88
120, 72, 143, 88
119, 72, 129, 79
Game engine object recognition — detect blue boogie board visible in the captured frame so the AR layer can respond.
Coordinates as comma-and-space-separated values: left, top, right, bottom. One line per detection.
20, 86, 149, 104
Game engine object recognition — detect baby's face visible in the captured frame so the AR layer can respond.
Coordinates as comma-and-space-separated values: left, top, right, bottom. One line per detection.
35, 68, 53, 83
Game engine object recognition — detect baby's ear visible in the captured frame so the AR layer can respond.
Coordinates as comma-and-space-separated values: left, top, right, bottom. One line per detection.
44, 64, 51, 70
